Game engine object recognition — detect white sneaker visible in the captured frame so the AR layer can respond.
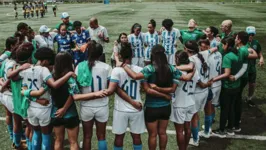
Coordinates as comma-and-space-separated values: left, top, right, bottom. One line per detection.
189, 138, 199, 147
79, 141, 83, 148
201, 125, 212, 133
199, 130, 210, 138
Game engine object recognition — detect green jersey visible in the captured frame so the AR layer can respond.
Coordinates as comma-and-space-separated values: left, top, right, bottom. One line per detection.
55, 22, 74, 31
247, 40, 261, 73
219, 31, 235, 56
238, 45, 249, 78
31, 40, 38, 64
222, 52, 242, 89
180, 29, 204, 44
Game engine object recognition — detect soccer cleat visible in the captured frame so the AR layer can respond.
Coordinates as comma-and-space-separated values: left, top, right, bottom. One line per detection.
199, 131, 210, 138
212, 130, 226, 138
233, 127, 241, 132
189, 138, 199, 147
247, 100, 256, 107
226, 129, 235, 136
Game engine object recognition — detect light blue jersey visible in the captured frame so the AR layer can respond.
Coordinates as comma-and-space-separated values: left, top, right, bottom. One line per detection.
144, 31, 160, 61
128, 33, 145, 58
162, 28, 181, 55
210, 38, 220, 48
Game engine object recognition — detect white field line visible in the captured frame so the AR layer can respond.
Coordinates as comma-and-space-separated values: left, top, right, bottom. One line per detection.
1, 117, 266, 141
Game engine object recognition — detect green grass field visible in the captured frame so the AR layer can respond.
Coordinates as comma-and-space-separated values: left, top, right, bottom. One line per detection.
0, 2, 266, 150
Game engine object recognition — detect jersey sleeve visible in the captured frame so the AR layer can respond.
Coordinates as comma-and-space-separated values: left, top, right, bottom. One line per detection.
107, 65, 112, 80
110, 68, 120, 83
140, 65, 154, 79
42, 67, 52, 82
0, 51, 11, 62
222, 55, 232, 69
67, 77, 80, 95
176, 29, 181, 38
193, 70, 201, 83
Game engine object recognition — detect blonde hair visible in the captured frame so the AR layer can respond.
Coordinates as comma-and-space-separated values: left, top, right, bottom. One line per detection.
221, 20, 232, 29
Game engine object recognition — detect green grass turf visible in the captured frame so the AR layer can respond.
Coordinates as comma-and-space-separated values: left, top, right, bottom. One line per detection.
0, 2, 266, 150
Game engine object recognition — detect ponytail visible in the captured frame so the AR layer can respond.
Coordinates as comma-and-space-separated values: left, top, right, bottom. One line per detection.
87, 40, 103, 69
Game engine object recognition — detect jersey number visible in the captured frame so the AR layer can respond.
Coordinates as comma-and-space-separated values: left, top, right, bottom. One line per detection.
216, 61, 221, 75
28, 78, 39, 90
182, 80, 193, 95
121, 80, 138, 100
91, 76, 102, 92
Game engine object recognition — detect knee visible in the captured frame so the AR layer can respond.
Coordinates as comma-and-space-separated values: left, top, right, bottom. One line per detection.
132, 134, 142, 145
115, 135, 124, 147
158, 130, 167, 137
96, 132, 106, 140
84, 131, 93, 140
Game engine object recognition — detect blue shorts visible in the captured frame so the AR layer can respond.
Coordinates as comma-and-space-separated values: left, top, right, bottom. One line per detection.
207, 89, 213, 101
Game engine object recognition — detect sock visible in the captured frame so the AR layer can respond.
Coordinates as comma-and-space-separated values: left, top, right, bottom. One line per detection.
191, 127, 199, 142
98, 140, 107, 150
114, 146, 123, 150
211, 112, 215, 122
42, 133, 51, 150
26, 137, 32, 150
13, 132, 22, 147
133, 144, 142, 150
204, 115, 212, 134
7, 124, 13, 140
32, 130, 41, 150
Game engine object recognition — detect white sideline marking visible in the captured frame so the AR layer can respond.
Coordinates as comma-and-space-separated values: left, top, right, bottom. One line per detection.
1, 117, 266, 141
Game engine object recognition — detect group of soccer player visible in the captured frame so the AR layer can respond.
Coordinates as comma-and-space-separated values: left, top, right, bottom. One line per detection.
14, 2, 57, 19
0, 11, 264, 150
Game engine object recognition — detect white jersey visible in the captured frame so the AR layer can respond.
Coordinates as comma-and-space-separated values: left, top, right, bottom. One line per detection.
161, 28, 181, 55
19, 65, 52, 108
208, 51, 222, 88
110, 65, 143, 112
128, 33, 145, 58
189, 50, 210, 93
87, 25, 109, 53
2, 59, 16, 96
34, 32, 57, 50
76, 61, 112, 107
210, 38, 220, 48
111, 43, 122, 60
173, 70, 200, 108
144, 31, 160, 60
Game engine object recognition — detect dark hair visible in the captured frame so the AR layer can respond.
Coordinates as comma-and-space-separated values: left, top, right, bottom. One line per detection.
28, 26, 34, 34
58, 23, 67, 34
34, 47, 55, 65
162, 19, 173, 31
131, 23, 142, 34
209, 26, 219, 37
221, 37, 238, 54
16, 42, 34, 63
175, 51, 189, 66
237, 31, 249, 45
53, 51, 73, 80
198, 39, 210, 46
14, 31, 25, 44
73, 21, 82, 28
119, 43, 132, 61
87, 40, 103, 69
148, 19, 156, 28
17, 22, 28, 31
185, 40, 208, 72
150, 44, 173, 87
5, 37, 17, 50
117, 33, 127, 43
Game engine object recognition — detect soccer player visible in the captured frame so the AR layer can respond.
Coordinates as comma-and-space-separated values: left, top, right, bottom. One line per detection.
161, 19, 181, 65
52, 3, 57, 17
30, 3, 34, 18
144, 19, 160, 65
26, 4, 31, 19
103, 43, 145, 150
198, 39, 222, 138
110, 33, 128, 68
117, 45, 191, 150
128, 23, 145, 67
35, 25, 57, 50
212, 37, 243, 138
19, 47, 76, 150
55, 12, 74, 31
54, 23, 73, 53
204, 26, 220, 48
245, 26, 264, 107
27, 27, 38, 64
39, 2, 45, 18
75, 41, 112, 150
88, 17, 109, 62
23, 3, 27, 19
72, 21, 90, 66
180, 19, 204, 44
14, 3, 18, 19
35, 2, 39, 18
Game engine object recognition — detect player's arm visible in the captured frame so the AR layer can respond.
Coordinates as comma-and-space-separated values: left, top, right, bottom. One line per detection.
209, 46, 218, 54
54, 95, 73, 118
46, 72, 75, 89
0, 79, 10, 93
248, 48, 258, 59
258, 51, 264, 67
73, 90, 106, 101
176, 62, 194, 72
197, 80, 212, 88
120, 64, 145, 80
142, 82, 171, 100
179, 69, 195, 81
150, 83, 178, 94
213, 68, 231, 82
7, 63, 31, 80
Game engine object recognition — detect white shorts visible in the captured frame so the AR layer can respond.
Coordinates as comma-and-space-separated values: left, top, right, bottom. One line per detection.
211, 86, 221, 106
27, 106, 51, 127
80, 105, 109, 123
132, 57, 144, 67
1, 94, 14, 113
112, 109, 145, 134
194, 90, 208, 112
170, 105, 196, 124
165, 53, 175, 65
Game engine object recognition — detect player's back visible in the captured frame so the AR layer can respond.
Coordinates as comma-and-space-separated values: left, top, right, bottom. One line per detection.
208, 51, 222, 88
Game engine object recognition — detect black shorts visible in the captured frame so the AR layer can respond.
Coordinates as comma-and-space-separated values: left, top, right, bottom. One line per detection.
248, 72, 256, 83
53, 8, 56, 11
51, 116, 80, 129
144, 105, 171, 123
207, 89, 213, 101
